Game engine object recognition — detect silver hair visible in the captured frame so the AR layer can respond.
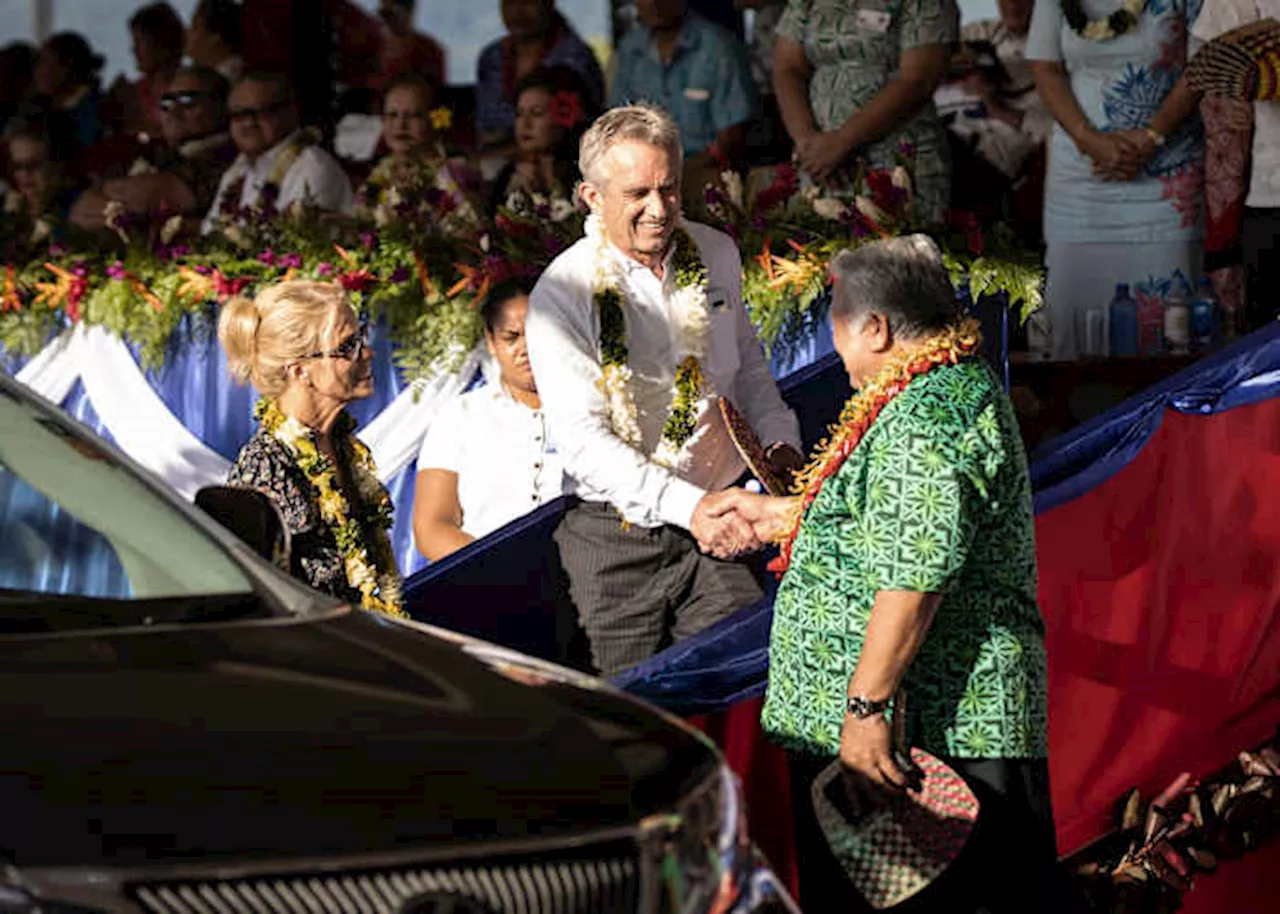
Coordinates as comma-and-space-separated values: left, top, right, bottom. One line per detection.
828, 235, 962, 339
578, 104, 683, 186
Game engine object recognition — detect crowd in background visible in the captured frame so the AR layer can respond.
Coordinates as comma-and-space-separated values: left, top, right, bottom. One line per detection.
0, 0, 1275, 361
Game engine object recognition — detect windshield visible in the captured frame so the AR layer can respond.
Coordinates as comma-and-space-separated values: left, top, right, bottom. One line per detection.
0, 388, 256, 607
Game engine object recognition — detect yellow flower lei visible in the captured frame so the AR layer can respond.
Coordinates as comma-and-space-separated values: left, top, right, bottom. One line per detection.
255, 398, 405, 617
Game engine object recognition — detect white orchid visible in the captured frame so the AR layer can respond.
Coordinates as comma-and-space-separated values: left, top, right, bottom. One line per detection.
855, 196, 890, 224
550, 197, 576, 222
720, 170, 744, 208
811, 197, 847, 221
891, 166, 912, 194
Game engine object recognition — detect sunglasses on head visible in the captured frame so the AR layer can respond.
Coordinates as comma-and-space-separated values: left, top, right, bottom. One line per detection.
159, 91, 207, 112
301, 321, 371, 362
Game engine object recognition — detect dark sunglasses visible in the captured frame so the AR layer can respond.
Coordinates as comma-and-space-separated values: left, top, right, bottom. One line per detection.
159, 91, 207, 112
229, 100, 288, 124
301, 322, 370, 362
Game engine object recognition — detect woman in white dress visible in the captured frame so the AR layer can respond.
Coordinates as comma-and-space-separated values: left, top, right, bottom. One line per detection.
412, 279, 569, 561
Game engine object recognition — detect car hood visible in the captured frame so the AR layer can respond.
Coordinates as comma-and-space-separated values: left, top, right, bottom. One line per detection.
0, 608, 717, 870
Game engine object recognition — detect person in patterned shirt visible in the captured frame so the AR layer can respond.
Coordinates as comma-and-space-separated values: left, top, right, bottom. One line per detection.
723, 236, 1065, 911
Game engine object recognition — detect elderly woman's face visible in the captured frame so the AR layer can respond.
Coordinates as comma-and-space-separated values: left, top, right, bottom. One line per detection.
296, 306, 375, 404
486, 294, 536, 393
382, 84, 433, 157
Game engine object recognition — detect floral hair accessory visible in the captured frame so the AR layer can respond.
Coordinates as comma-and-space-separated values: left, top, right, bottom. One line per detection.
550, 91, 584, 129
430, 107, 453, 131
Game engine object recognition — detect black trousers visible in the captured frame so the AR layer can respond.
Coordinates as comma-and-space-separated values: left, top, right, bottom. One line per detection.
787, 752, 1080, 914
552, 500, 763, 677
1242, 207, 1280, 331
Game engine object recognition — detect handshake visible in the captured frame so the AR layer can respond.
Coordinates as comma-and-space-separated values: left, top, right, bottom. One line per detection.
690, 487, 802, 560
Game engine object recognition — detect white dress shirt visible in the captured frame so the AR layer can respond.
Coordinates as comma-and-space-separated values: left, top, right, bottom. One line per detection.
525, 220, 801, 531
416, 382, 569, 540
1194, 0, 1280, 209
201, 131, 355, 233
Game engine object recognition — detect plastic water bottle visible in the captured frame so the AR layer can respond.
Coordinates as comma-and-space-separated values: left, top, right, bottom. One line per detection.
1108, 283, 1139, 357
1190, 277, 1217, 351
1163, 285, 1191, 355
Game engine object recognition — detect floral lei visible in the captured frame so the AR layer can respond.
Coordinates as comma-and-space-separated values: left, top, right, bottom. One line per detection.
1061, 0, 1146, 42
768, 318, 983, 576
589, 213, 711, 468
255, 398, 405, 617
216, 130, 316, 220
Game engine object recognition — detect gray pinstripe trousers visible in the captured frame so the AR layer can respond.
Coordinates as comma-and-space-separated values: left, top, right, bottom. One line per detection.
553, 500, 764, 677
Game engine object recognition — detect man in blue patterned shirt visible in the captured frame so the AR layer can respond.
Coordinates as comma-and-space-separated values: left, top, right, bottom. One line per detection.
610, 0, 758, 170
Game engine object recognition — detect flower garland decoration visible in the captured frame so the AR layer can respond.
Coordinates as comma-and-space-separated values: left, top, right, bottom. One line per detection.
587, 213, 711, 468
255, 398, 405, 617
768, 318, 983, 575
1062, 0, 1146, 42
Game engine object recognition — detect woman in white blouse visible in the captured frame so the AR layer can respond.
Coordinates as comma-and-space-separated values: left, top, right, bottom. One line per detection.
413, 279, 569, 561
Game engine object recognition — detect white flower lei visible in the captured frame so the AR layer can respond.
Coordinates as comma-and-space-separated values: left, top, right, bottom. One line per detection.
586, 213, 712, 470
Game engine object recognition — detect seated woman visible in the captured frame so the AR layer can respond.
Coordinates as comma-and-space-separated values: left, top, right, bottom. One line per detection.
487, 66, 593, 216
219, 280, 404, 617
3, 114, 84, 248
355, 75, 480, 236
716, 235, 1058, 911
413, 279, 569, 561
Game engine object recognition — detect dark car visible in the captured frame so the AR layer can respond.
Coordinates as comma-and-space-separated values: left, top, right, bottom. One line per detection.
0, 373, 796, 914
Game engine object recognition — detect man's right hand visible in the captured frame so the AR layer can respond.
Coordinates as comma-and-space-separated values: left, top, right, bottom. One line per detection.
690, 490, 762, 559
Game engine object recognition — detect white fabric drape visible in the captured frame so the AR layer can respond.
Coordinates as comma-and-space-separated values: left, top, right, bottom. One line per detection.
11, 328, 480, 500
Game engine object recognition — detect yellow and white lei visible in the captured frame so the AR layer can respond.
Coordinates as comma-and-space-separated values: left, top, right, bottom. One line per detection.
588, 213, 711, 469
256, 398, 405, 617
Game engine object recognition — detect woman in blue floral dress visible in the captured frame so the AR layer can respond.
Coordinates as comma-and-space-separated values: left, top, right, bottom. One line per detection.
1027, 0, 1205, 359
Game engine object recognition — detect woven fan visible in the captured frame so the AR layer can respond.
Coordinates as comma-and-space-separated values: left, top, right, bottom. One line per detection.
718, 396, 790, 496
1186, 19, 1280, 101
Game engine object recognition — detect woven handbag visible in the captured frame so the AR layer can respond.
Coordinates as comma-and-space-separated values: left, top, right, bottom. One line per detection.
1186, 19, 1280, 101
810, 693, 980, 909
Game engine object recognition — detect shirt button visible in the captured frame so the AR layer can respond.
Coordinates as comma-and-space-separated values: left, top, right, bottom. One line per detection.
534, 462, 542, 470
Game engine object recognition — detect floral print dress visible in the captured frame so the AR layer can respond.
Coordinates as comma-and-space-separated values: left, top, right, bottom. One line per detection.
776, 0, 959, 224
1026, 0, 1206, 359
228, 429, 362, 604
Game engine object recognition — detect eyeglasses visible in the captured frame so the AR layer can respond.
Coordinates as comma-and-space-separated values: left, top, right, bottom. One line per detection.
229, 100, 288, 125
10, 158, 47, 174
159, 91, 207, 113
301, 322, 370, 362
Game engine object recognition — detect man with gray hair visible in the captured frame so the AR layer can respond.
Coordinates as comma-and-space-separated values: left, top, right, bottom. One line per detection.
525, 103, 803, 676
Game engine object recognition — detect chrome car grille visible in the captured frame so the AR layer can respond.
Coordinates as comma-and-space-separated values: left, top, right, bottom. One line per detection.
129, 849, 639, 914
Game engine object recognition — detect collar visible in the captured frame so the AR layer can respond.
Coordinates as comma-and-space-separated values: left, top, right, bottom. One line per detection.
243, 128, 302, 171
643, 11, 703, 62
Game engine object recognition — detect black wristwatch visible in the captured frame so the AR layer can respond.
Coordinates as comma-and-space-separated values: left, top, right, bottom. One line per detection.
846, 694, 891, 719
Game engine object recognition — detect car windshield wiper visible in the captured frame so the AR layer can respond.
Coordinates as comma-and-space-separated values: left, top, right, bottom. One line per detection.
0, 591, 267, 635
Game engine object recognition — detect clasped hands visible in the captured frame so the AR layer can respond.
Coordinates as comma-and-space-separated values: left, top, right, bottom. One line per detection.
690, 487, 802, 559
1077, 127, 1160, 182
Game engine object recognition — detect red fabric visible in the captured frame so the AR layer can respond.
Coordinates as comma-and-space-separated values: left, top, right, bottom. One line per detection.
1039, 400, 1280, 854
692, 400, 1280, 909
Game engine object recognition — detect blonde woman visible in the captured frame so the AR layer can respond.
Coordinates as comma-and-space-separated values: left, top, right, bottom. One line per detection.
219, 280, 404, 616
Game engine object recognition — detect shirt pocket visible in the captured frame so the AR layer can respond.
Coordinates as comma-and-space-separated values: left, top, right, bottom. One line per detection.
678, 85, 717, 141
